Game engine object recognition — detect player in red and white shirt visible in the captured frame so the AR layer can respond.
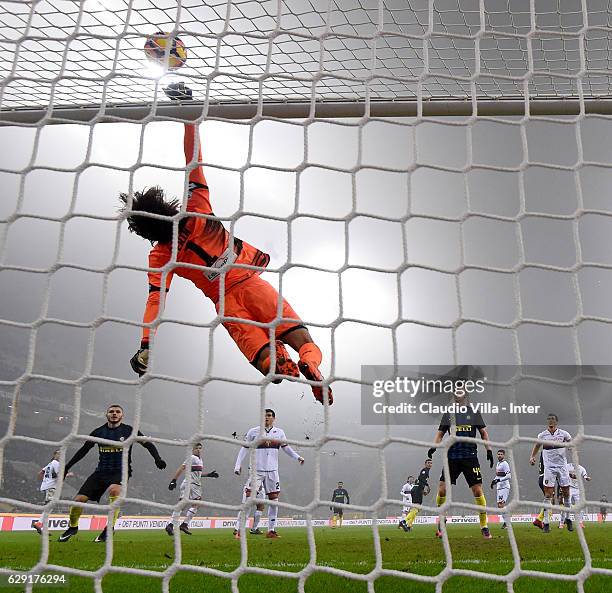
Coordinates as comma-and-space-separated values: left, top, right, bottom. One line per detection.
31, 450, 73, 535
562, 462, 591, 528
233, 409, 304, 538
530, 413, 573, 533
165, 443, 219, 536
490, 449, 512, 529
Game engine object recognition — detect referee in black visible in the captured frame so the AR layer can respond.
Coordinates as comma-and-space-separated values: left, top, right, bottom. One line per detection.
58, 404, 166, 542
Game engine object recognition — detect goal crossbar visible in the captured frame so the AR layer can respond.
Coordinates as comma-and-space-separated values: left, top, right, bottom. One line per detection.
3, 97, 612, 125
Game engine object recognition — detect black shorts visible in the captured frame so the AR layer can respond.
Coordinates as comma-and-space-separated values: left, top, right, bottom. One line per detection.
440, 458, 482, 487
78, 471, 123, 502
411, 488, 424, 505
332, 507, 343, 516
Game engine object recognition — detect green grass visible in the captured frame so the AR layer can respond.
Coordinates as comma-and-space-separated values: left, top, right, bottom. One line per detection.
1, 524, 610, 593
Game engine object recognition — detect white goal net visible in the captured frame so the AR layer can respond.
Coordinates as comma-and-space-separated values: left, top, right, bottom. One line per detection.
1, 1, 611, 592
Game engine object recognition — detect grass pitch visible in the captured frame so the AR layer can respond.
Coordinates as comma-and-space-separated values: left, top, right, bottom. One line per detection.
1, 524, 610, 592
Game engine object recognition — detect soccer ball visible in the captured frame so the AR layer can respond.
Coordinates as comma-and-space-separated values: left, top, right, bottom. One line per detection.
143, 31, 187, 71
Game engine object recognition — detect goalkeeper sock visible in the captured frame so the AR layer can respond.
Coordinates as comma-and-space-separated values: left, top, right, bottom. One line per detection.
407, 508, 419, 527
436, 494, 446, 507
298, 343, 322, 367
69, 506, 82, 528
109, 496, 121, 527
537, 508, 545, 522
268, 505, 278, 532
253, 510, 262, 530
474, 495, 488, 528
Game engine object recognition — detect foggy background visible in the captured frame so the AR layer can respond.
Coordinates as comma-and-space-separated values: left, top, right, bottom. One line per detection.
1, 113, 611, 518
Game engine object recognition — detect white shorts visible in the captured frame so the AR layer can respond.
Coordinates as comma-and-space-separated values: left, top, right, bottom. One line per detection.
43, 488, 55, 503
569, 490, 580, 505
246, 470, 280, 495
179, 482, 202, 501
402, 506, 412, 515
496, 488, 510, 504
543, 465, 570, 488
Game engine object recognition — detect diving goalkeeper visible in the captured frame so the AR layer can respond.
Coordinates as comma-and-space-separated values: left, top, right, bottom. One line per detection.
120, 84, 332, 405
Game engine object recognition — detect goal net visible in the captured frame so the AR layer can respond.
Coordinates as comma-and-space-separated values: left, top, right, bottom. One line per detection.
1, 0, 611, 591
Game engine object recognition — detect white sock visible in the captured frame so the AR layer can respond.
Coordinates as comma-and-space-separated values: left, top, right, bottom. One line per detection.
184, 508, 196, 525
253, 510, 262, 530
268, 505, 278, 532
544, 498, 552, 524
171, 509, 181, 522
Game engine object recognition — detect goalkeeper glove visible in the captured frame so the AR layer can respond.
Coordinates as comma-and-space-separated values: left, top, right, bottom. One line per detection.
490, 478, 499, 489
427, 447, 437, 459
164, 82, 193, 101
206, 470, 219, 479
130, 347, 149, 376
155, 458, 167, 470
168, 479, 177, 491
486, 449, 494, 468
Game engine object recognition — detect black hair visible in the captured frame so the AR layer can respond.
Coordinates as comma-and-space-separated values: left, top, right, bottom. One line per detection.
107, 404, 124, 412
548, 413, 559, 421
119, 186, 180, 244
497, 449, 505, 454
265, 408, 275, 417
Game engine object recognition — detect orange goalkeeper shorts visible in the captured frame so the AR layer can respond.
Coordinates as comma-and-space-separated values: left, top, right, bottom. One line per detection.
216, 274, 304, 364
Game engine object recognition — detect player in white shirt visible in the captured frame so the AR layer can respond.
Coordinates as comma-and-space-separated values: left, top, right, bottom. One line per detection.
234, 409, 304, 539
561, 463, 591, 528
164, 443, 219, 536
398, 476, 415, 532
529, 413, 573, 533
490, 449, 512, 529
31, 450, 74, 535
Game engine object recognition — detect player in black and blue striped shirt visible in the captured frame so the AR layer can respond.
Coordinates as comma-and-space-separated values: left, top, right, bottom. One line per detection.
58, 404, 166, 543
427, 370, 494, 540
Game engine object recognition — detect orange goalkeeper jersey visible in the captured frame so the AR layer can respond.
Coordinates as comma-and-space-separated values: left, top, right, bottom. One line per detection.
141, 124, 270, 345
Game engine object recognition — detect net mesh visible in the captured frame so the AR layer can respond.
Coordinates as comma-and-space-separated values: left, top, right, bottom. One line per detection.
3, 0, 612, 111
1, 0, 612, 591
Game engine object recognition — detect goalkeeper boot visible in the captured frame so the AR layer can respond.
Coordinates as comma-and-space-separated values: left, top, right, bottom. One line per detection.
165, 523, 174, 537
265, 530, 280, 539
532, 518, 544, 530
272, 341, 300, 384
481, 527, 492, 540
298, 360, 333, 405
179, 523, 193, 535
31, 520, 43, 535
233, 529, 240, 540
58, 526, 78, 542
564, 518, 574, 532
399, 520, 409, 533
